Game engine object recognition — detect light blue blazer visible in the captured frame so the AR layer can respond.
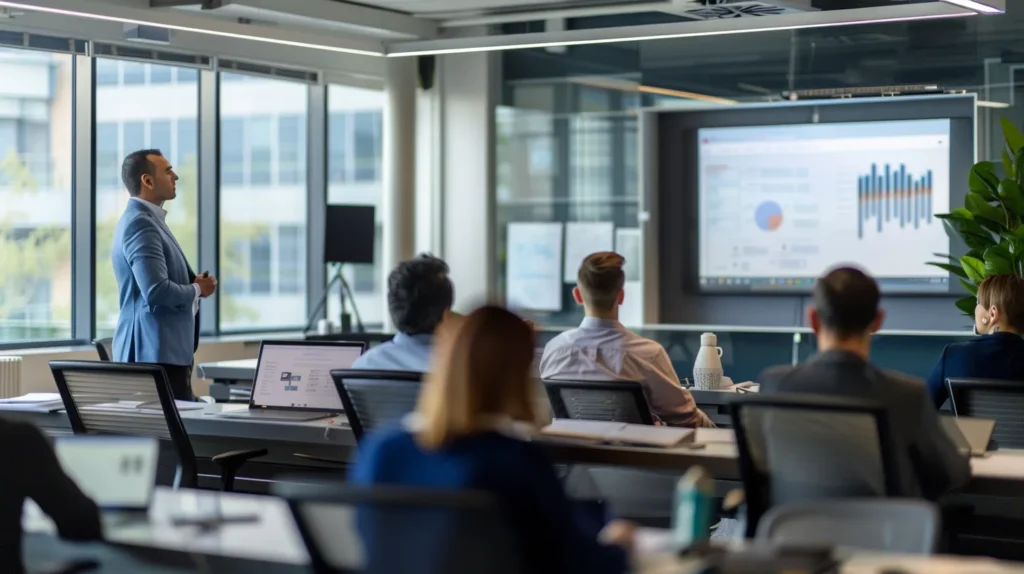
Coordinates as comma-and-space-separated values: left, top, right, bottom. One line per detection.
112, 199, 196, 366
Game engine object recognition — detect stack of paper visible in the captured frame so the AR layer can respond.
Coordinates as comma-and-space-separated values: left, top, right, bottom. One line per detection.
0, 392, 65, 413
542, 419, 695, 448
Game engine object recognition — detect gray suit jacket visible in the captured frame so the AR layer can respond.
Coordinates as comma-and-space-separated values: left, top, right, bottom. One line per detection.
757, 350, 970, 501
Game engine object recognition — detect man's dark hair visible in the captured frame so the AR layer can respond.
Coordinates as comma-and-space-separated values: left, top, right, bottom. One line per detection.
387, 254, 454, 336
121, 149, 162, 197
812, 266, 880, 338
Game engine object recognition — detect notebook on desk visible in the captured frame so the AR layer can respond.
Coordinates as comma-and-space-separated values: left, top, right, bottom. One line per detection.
218, 340, 365, 422
542, 419, 695, 448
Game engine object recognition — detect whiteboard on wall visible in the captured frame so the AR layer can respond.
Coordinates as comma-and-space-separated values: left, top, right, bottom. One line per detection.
563, 222, 615, 282
506, 222, 564, 312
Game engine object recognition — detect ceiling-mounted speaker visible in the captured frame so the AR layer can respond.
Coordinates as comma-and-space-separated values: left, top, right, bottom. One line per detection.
418, 55, 436, 91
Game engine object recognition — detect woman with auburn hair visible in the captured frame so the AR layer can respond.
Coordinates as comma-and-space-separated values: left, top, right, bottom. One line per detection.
350, 305, 633, 574
926, 274, 1024, 408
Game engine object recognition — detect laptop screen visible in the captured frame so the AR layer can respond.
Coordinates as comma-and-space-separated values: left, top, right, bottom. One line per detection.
54, 436, 159, 509
252, 342, 365, 410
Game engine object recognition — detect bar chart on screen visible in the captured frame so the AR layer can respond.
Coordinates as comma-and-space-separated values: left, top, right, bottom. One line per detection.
857, 163, 934, 239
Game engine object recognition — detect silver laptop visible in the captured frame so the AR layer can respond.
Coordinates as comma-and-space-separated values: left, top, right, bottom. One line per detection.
941, 415, 996, 457
54, 436, 159, 510
219, 340, 366, 422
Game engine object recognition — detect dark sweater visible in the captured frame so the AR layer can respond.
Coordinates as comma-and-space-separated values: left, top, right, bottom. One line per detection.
926, 332, 1024, 408
349, 428, 627, 574
0, 420, 102, 573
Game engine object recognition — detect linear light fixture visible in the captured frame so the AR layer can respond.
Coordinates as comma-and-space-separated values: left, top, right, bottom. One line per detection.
939, 0, 1005, 14
0, 0, 385, 57
385, 5, 979, 57
638, 85, 737, 105
976, 100, 1011, 109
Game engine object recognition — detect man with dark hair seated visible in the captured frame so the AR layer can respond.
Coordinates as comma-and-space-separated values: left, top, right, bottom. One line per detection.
352, 254, 455, 372
758, 266, 969, 500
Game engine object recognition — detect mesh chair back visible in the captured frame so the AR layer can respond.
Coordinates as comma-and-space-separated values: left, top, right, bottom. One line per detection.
93, 338, 113, 362
49, 360, 197, 488
276, 482, 523, 574
756, 498, 940, 555
730, 394, 900, 537
947, 378, 1024, 449
331, 370, 424, 442
543, 379, 654, 424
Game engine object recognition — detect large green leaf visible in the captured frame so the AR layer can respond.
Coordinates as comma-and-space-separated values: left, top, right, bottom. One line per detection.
960, 255, 986, 283
969, 162, 1000, 200
960, 278, 979, 296
955, 296, 977, 317
985, 244, 1015, 275
966, 192, 1008, 227
933, 252, 959, 264
1000, 179, 1024, 218
1004, 149, 1016, 180
942, 219, 997, 251
927, 262, 968, 278
1016, 148, 1024, 187
1002, 118, 1024, 155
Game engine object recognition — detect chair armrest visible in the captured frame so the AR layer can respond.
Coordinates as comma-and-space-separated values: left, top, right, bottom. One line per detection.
212, 448, 268, 492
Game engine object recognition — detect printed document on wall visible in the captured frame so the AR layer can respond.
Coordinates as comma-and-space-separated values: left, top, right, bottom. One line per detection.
563, 222, 615, 282
506, 222, 564, 312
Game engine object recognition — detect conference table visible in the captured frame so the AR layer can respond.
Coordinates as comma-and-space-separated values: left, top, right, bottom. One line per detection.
4, 404, 1024, 497
23, 487, 1024, 574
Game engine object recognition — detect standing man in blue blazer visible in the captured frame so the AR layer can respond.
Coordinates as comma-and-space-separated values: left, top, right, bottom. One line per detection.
112, 150, 217, 400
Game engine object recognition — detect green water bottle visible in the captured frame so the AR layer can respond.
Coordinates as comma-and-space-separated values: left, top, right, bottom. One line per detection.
672, 466, 715, 548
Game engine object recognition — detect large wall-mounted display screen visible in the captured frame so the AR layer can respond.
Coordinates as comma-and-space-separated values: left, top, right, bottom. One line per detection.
697, 118, 952, 293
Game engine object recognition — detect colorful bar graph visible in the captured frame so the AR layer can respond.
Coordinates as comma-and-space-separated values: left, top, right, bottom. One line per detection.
857, 163, 933, 239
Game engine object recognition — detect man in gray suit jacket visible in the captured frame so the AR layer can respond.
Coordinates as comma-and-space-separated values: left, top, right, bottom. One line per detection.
757, 267, 969, 501
112, 150, 217, 400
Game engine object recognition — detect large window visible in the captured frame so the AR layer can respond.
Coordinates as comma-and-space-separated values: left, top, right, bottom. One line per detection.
326, 84, 384, 330
0, 49, 73, 342
218, 73, 308, 330
93, 60, 200, 338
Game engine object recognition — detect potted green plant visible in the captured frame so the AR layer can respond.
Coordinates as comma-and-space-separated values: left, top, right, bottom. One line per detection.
930, 118, 1024, 316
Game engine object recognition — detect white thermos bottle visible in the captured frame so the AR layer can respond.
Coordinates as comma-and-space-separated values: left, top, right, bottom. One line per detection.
693, 332, 724, 390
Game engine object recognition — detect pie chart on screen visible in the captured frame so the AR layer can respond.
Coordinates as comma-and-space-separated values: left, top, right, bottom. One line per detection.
755, 201, 784, 231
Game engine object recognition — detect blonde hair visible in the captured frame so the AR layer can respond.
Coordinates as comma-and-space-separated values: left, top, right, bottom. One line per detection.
978, 274, 1024, 332
416, 305, 536, 450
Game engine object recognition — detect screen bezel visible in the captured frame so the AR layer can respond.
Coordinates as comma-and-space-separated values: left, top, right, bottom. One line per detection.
249, 340, 367, 412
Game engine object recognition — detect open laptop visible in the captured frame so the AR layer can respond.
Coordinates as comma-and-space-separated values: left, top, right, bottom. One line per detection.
941, 415, 996, 457
54, 436, 159, 510
219, 340, 366, 422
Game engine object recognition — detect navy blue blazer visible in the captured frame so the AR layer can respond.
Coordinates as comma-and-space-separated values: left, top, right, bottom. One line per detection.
349, 427, 627, 574
926, 332, 1024, 408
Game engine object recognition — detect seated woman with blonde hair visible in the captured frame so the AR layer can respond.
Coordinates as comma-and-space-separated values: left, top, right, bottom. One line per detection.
926, 274, 1024, 408
350, 305, 633, 574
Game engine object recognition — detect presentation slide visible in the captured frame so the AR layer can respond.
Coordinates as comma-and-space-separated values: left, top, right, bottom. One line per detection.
697, 119, 951, 293
252, 344, 363, 409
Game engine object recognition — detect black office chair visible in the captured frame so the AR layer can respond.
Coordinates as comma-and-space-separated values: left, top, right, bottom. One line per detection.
730, 393, 901, 537
49, 360, 267, 492
947, 377, 1024, 449
305, 332, 395, 346
92, 338, 112, 362
275, 481, 523, 574
542, 379, 655, 425
331, 369, 424, 443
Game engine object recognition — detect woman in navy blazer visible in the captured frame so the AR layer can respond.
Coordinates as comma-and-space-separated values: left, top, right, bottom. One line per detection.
927, 274, 1024, 408
350, 305, 633, 574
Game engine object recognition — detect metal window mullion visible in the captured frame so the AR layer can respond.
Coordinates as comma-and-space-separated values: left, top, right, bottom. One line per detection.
72, 54, 95, 343
307, 84, 328, 326
198, 69, 219, 335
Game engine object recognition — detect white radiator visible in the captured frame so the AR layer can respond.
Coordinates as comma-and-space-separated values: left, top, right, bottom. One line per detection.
0, 356, 22, 398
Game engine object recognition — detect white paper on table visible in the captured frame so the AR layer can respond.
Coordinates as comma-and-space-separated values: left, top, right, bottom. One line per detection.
0, 392, 62, 403
506, 222, 564, 312
563, 222, 615, 282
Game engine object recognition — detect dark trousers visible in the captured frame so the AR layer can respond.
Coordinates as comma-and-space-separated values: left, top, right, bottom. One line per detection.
157, 363, 194, 401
